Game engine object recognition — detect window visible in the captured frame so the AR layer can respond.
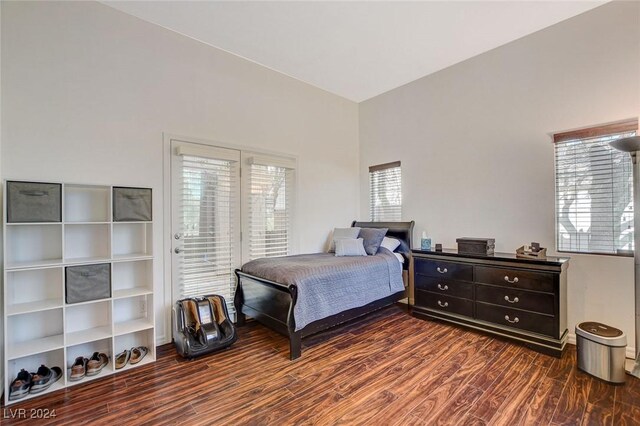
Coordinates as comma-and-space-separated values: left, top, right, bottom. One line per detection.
554, 120, 638, 255
369, 161, 401, 221
243, 154, 296, 261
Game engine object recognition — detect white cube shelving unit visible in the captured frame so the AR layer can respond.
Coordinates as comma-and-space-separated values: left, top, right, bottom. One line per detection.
2, 181, 155, 405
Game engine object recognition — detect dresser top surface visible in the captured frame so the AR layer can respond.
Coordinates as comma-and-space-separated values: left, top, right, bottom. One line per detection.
411, 248, 569, 267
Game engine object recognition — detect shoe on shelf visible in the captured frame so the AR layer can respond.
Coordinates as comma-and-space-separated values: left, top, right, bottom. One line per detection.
9, 369, 32, 401
115, 349, 130, 370
30, 365, 62, 394
130, 347, 148, 365
86, 352, 109, 376
69, 357, 88, 381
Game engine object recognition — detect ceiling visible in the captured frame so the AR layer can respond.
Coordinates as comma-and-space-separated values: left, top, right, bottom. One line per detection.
104, 1, 606, 102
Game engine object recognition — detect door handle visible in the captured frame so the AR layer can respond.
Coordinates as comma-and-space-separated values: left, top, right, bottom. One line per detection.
174, 247, 182, 254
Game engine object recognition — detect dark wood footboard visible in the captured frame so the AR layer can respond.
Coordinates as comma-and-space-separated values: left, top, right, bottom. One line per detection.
234, 269, 404, 360
234, 269, 302, 359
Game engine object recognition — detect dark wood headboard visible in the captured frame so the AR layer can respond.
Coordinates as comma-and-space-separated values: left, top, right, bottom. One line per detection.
351, 220, 415, 268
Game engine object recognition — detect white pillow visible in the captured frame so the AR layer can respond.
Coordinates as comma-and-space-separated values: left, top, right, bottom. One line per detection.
329, 227, 361, 252
380, 237, 401, 252
335, 238, 368, 257
394, 252, 405, 264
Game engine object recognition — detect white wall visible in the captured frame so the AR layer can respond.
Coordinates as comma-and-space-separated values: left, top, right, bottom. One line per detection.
1, 1, 360, 345
359, 1, 640, 353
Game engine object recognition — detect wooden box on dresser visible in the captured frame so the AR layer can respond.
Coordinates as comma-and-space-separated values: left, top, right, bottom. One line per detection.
411, 249, 569, 357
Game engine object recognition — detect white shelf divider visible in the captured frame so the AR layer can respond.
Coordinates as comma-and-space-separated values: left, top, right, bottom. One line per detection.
112, 288, 153, 300
5, 258, 64, 271
111, 254, 153, 262
114, 319, 154, 336
8, 335, 65, 360
65, 326, 113, 347
7, 299, 63, 316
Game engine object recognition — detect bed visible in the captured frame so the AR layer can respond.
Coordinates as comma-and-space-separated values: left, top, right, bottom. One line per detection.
234, 220, 414, 360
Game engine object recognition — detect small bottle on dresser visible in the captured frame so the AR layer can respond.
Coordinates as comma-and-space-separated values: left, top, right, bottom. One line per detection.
421, 231, 432, 251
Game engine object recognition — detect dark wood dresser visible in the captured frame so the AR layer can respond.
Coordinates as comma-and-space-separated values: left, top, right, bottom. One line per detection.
411, 249, 569, 357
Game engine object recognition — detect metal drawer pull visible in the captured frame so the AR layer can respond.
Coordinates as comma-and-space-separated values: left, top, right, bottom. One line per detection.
504, 296, 519, 304
437, 301, 449, 308
437, 284, 449, 291
437, 267, 448, 274
504, 276, 519, 284
504, 315, 519, 323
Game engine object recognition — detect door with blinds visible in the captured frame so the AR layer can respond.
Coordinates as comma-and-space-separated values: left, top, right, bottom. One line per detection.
171, 141, 241, 313
170, 141, 296, 318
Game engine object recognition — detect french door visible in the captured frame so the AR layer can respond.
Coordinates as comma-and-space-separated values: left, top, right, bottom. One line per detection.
170, 140, 241, 313
169, 139, 296, 316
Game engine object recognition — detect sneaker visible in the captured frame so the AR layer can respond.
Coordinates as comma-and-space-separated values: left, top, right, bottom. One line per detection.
115, 349, 130, 370
69, 357, 88, 381
30, 365, 62, 394
86, 352, 109, 376
130, 347, 148, 365
9, 369, 32, 401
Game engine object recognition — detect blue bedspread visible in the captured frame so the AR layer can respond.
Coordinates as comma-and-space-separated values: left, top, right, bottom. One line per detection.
241, 248, 404, 331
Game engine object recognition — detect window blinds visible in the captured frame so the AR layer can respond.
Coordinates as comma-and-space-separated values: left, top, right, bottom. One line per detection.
555, 131, 636, 255
246, 157, 295, 261
177, 152, 239, 309
369, 161, 402, 221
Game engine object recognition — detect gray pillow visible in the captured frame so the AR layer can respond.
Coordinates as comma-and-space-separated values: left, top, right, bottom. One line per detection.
335, 238, 367, 257
358, 227, 388, 255
329, 227, 361, 252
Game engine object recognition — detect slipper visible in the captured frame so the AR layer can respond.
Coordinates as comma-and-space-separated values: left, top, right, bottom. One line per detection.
130, 346, 148, 365
115, 349, 130, 370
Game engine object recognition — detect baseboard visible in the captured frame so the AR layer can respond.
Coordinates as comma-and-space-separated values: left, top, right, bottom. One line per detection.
156, 333, 170, 346
567, 332, 636, 359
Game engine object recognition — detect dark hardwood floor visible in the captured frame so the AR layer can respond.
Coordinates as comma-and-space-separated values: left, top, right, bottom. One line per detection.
3, 306, 640, 425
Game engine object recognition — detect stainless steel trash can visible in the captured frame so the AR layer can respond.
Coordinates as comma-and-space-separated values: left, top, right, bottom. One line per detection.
576, 322, 626, 384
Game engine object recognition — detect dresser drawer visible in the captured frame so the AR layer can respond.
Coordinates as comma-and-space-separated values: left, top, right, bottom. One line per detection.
475, 266, 554, 293
414, 275, 474, 299
476, 302, 555, 337
476, 284, 555, 315
414, 259, 473, 281
415, 290, 473, 317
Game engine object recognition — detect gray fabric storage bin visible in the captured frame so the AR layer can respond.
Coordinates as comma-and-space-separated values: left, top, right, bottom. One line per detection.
66, 264, 111, 304
113, 187, 152, 221
7, 181, 62, 223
